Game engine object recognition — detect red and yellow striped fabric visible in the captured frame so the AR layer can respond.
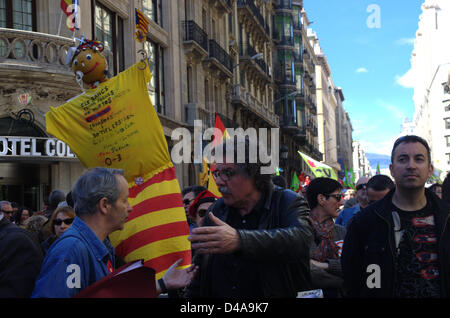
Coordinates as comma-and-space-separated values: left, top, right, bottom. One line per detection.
110, 165, 191, 279
135, 9, 149, 36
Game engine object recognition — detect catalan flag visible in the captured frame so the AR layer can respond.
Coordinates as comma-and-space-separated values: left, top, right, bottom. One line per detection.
112, 164, 190, 278
135, 9, 149, 42
45, 59, 191, 280
60, 0, 79, 31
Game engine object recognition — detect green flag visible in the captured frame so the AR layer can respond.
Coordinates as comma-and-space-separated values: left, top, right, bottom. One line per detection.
342, 165, 351, 188
291, 171, 300, 192
376, 162, 381, 175
349, 167, 356, 189
297, 151, 338, 180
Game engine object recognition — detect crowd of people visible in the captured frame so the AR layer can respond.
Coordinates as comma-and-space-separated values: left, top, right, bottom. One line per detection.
1, 134, 450, 298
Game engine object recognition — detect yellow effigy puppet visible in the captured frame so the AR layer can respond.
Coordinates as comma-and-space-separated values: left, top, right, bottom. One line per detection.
66, 38, 108, 88
48, 38, 192, 281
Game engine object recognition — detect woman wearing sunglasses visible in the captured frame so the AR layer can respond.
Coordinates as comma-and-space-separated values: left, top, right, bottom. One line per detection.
41, 206, 75, 254
305, 177, 346, 298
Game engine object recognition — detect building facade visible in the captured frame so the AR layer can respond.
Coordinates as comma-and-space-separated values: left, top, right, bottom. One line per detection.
352, 140, 371, 181
272, 1, 323, 182
335, 87, 353, 178
409, 0, 450, 173
1, 0, 349, 209
309, 30, 340, 175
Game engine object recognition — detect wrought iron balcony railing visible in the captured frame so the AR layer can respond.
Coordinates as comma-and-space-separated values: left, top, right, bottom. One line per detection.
208, 39, 233, 72
237, 0, 270, 36
182, 20, 208, 52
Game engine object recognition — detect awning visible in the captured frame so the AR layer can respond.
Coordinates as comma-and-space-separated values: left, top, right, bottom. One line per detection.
298, 151, 338, 180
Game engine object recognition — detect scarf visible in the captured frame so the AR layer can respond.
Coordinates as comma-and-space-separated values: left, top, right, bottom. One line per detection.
310, 214, 339, 262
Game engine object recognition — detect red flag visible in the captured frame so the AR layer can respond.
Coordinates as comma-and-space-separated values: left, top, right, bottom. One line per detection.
213, 112, 227, 146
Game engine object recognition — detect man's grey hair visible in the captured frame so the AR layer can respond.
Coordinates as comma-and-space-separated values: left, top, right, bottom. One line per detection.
71, 167, 125, 217
0, 201, 11, 211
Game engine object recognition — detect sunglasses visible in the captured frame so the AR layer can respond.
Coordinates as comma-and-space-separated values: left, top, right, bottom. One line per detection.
54, 218, 74, 226
183, 199, 193, 205
197, 209, 207, 217
326, 193, 343, 201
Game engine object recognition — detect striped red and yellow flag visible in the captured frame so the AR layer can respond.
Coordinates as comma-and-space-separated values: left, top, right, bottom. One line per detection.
135, 8, 149, 36
111, 165, 191, 279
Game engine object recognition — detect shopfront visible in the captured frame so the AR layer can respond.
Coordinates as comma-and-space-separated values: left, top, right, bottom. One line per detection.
0, 117, 83, 211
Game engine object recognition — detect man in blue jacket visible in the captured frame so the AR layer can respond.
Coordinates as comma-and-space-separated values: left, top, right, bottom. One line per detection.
342, 135, 450, 297
32, 167, 197, 298
335, 176, 369, 227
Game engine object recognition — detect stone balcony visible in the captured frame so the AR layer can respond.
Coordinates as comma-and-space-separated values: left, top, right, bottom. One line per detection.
0, 28, 116, 127
0, 28, 75, 82
0, 28, 114, 89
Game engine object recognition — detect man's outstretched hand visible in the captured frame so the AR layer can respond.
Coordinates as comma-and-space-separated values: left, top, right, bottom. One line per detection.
188, 212, 240, 254
158, 259, 198, 292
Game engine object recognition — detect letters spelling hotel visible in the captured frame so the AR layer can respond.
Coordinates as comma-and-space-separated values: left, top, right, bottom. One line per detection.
0, 0, 353, 211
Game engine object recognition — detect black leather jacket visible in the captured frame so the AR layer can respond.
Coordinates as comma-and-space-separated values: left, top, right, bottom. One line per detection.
0, 217, 43, 297
186, 186, 313, 298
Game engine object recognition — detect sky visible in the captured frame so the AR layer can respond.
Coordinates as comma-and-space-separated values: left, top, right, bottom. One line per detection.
303, 0, 424, 156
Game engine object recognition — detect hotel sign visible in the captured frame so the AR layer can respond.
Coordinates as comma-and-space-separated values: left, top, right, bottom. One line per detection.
0, 136, 77, 159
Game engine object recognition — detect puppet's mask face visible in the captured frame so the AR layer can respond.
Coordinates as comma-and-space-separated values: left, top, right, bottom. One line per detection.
72, 48, 107, 85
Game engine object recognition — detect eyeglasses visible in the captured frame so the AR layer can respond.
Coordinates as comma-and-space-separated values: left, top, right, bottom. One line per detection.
212, 169, 238, 182
325, 193, 343, 201
356, 184, 367, 191
54, 218, 74, 226
197, 209, 207, 217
